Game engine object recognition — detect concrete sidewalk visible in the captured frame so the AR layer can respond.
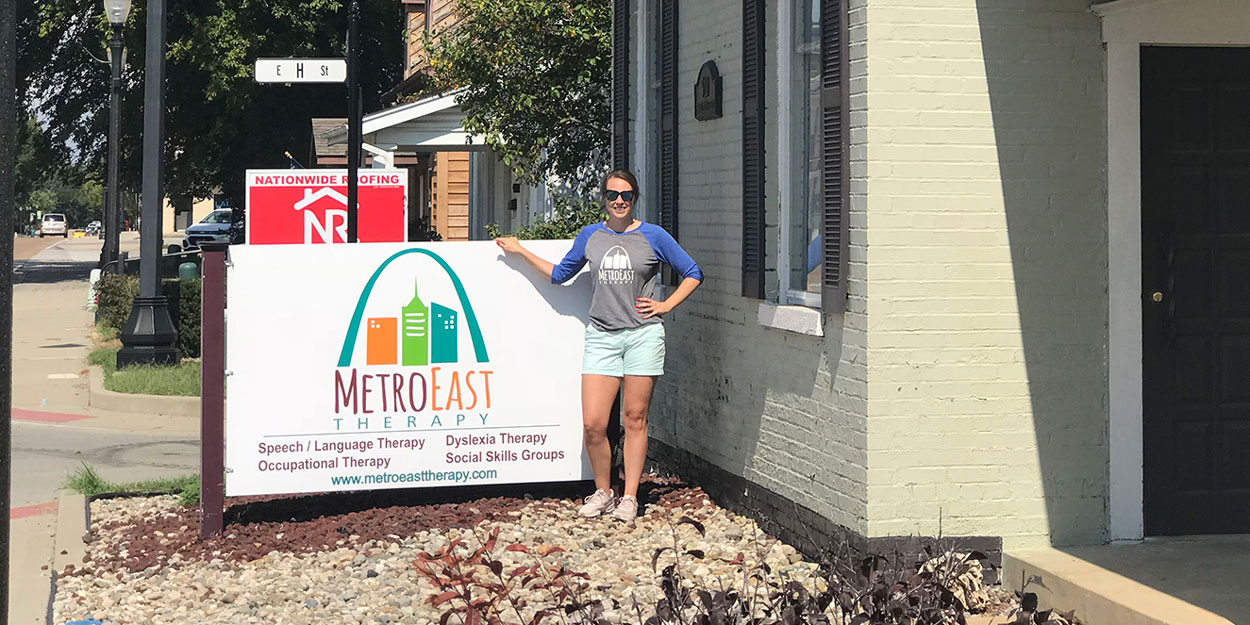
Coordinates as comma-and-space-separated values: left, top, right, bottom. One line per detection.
9, 237, 200, 625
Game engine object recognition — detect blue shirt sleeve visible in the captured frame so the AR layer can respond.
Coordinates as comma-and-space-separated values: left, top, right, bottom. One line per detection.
806, 234, 822, 274
642, 224, 703, 281
550, 225, 594, 284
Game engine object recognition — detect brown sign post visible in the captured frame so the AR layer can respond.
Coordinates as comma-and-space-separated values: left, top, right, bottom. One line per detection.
200, 242, 228, 538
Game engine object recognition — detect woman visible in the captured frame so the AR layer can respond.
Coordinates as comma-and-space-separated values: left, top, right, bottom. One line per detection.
495, 170, 703, 522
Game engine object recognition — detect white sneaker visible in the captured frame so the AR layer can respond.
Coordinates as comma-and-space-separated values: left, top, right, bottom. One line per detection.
612, 495, 639, 523
578, 489, 616, 518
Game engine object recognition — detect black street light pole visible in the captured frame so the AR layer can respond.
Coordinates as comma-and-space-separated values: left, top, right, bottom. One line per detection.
346, 0, 360, 243
102, 0, 130, 271
1, 0, 16, 613
116, 0, 178, 367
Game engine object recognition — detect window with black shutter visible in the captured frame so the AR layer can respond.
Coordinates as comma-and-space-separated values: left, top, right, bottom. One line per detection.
659, 0, 678, 283
741, 0, 766, 299
612, 0, 630, 170
821, 0, 848, 308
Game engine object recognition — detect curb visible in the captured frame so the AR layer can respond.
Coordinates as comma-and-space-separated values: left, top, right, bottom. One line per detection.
87, 366, 200, 419
49, 491, 89, 625
1004, 548, 1236, 625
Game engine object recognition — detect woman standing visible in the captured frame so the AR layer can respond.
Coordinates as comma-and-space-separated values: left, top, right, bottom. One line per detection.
495, 170, 702, 522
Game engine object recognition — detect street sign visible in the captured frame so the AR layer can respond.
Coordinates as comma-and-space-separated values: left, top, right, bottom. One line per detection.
246, 169, 408, 244
254, 58, 347, 84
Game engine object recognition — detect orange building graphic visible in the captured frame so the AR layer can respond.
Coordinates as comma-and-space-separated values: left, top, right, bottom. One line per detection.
366, 317, 398, 365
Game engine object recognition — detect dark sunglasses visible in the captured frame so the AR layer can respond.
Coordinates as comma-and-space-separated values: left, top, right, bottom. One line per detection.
604, 190, 636, 202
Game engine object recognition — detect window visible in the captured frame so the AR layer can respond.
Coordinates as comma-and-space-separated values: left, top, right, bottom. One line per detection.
778, 0, 823, 307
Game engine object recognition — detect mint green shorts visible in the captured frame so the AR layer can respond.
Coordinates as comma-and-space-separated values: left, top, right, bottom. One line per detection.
582, 323, 666, 377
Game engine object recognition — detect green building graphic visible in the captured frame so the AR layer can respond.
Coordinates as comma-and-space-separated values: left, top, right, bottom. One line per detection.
401, 280, 429, 366
431, 303, 458, 364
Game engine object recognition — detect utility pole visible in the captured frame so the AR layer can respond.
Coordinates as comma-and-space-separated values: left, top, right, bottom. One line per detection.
116, 0, 178, 367
0, 0, 17, 615
346, 0, 361, 243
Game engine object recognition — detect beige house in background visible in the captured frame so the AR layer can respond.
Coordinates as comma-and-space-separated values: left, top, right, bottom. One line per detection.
163, 196, 215, 236
616, 0, 1249, 618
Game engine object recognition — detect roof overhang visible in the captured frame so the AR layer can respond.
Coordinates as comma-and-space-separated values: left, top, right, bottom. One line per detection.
325, 90, 489, 153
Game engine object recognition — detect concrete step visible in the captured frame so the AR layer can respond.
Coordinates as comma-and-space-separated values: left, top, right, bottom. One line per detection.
1004, 547, 1237, 625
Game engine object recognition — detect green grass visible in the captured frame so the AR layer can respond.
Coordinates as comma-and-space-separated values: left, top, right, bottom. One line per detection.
96, 324, 120, 343
65, 463, 201, 506
89, 347, 201, 397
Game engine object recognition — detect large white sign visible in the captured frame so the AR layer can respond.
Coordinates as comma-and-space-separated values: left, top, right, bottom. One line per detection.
225, 242, 594, 496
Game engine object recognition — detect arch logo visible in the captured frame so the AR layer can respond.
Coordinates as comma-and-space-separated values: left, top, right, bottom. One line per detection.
332, 249, 494, 422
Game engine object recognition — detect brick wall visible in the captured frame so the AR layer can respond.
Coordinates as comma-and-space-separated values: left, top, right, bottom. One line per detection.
629, 0, 1106, 549
631, 0, 871, 536
862, 0, 1108, 548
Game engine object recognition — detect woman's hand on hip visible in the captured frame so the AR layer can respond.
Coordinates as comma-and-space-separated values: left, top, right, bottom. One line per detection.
635, 297, 672, 319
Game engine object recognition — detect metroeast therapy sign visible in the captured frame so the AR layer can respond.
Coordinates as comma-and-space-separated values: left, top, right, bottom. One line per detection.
246, 169, 408, 245
225, 242, 594, 496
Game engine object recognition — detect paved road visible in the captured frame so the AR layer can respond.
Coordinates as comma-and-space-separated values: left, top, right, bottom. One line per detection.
9, 235, 200, 624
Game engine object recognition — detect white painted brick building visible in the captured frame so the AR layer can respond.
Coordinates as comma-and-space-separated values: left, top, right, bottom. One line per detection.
621, 0, 1250, 552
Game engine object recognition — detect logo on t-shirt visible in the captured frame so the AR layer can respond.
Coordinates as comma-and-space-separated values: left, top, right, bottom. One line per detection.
599, 246, 634, 284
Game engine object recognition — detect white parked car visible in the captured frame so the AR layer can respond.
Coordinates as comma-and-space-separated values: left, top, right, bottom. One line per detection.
40, 213, 68, 237
182, 209, 235, 249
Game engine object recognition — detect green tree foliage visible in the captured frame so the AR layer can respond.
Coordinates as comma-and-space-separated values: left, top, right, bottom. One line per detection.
19, 0, 404, 204
422, 0, 611, 193
14, 117, 105, 231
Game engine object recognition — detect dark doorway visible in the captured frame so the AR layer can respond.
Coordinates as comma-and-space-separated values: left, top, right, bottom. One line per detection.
1142, 46, 1250, 535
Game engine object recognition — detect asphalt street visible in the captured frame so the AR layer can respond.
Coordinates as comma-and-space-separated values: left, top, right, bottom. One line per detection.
9, 234, 201, 624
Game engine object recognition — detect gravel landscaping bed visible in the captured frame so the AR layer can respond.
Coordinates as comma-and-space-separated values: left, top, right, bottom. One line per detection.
54, 483, 1019, 625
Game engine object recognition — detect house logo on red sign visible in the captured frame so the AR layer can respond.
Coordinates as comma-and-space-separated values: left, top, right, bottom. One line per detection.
246, 170, 409, 244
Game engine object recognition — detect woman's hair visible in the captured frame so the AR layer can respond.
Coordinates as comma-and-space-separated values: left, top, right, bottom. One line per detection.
600, 169, 640, 201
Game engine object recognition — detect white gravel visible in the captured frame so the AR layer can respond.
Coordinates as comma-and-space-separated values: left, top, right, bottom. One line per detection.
54, 495, 821, 625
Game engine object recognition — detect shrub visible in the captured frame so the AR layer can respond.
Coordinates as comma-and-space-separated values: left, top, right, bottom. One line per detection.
94, 275, 202, 358
94, 274, 139, 330
412, 514, 1033, 625
485, 195, 605, 240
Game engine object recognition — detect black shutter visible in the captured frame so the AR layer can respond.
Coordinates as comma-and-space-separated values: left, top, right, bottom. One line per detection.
821, 0, 848, 308
741, 0, 765, 299
659, 0, 678, 242
612, 0, 630, 170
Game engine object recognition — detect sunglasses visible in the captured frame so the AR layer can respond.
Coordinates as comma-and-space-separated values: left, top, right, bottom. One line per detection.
604, 190, 636, 202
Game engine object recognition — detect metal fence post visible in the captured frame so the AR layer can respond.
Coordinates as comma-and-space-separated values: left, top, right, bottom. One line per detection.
200, 242, 228, 538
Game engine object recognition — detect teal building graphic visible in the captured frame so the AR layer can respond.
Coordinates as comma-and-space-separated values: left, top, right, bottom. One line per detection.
431, 303, 458, 364
340, 248, 490, 367
401, 282, 430, 366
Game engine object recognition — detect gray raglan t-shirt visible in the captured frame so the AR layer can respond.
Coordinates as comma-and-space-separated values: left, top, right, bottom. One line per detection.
551, 222, 703, 332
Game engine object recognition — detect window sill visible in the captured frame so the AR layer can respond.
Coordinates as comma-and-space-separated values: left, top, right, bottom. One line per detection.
757, 302, 824, 337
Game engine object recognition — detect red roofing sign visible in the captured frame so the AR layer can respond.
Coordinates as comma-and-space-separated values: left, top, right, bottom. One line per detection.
246, 169, 409, 244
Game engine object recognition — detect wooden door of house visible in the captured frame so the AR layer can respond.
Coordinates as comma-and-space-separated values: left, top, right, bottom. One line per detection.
1142, 46, 1250, 535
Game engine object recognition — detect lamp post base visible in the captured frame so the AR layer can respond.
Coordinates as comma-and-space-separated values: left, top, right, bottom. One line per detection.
116, 295, 180, 368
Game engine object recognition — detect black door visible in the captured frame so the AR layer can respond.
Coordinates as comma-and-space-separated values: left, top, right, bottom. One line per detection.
1142, 47, 1250, 535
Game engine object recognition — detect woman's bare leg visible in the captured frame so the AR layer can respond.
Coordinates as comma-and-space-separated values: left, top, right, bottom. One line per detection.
621, 375, 656, 498
582, 374, 621, 493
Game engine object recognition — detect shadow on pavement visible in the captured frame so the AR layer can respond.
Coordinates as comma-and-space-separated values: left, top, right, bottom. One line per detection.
14, 260, 97, 285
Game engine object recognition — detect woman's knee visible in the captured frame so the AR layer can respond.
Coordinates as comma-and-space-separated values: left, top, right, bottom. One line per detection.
622, 407, 649, 432
583, 421, 609, 443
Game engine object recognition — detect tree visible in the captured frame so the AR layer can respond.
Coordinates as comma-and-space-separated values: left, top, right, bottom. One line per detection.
18, 0, 404, 204
422, 0, 611, 193
14, 117, 67, 229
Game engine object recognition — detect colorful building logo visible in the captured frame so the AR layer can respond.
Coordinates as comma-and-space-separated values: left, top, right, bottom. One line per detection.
339, 248, 489, 367
363, 279, 465, 366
